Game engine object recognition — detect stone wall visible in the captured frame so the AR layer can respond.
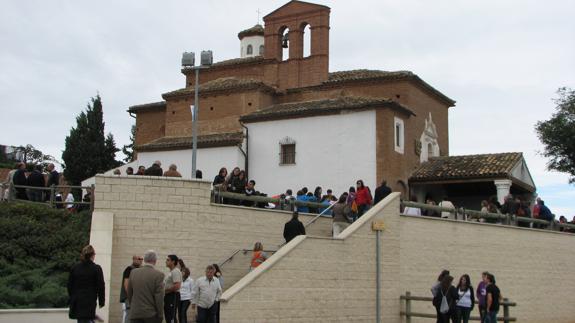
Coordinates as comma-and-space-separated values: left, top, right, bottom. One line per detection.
93, 175, 575, 323
0, 309, 68, 323
219, 193, 401, 323
398, 215, 575, 323
219, 193, 575, 323
91, 175, 332, 323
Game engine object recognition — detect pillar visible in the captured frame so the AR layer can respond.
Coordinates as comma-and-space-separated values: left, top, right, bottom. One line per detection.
494, 179, 512, 205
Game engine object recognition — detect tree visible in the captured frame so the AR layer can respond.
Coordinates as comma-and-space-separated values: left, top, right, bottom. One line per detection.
13, 144, 56, 168
122, 124, 136, 163
62, 95, 122, 185
535, 87, 575, 183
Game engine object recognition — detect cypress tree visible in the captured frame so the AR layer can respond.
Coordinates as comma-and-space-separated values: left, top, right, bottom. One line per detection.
62, 95, 122, 185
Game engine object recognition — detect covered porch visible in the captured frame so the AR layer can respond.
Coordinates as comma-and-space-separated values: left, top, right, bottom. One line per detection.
409, 152, 536, 210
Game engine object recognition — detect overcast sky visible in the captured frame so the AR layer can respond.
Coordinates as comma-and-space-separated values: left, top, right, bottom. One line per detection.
1, 0, 574, 215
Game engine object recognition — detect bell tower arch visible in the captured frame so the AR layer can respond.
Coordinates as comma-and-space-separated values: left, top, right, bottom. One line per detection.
263, 1, 330, 89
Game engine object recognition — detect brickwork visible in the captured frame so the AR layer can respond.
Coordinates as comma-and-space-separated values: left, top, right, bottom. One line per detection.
92, 175, 332, 323
135, 109, 165, 146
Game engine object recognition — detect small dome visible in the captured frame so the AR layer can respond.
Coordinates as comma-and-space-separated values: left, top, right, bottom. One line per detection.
238, 24, 264, 40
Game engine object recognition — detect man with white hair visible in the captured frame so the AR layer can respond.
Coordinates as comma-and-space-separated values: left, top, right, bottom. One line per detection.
144, 161, 163, 176
128, 250, 165, 323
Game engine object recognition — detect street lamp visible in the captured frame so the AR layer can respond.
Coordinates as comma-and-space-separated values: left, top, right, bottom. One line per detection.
182, 50, 213, 178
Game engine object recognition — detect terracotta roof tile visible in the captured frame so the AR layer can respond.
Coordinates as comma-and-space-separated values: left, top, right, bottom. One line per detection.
135, 132, 244, 152
162, 77, 276, 99
127, 101, 166, 113
238, 24, 265, 39
240, 96, 414, 123
210, 56, 265, 68
409, 152, 523, 182
323, 69, 455, 106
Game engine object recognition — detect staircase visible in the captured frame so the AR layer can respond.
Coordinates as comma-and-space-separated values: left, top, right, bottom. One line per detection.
218, 248, 277, 291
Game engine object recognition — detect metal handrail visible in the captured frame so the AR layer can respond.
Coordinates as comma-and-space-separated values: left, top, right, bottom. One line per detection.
219, 248, 277, 268
401, 201, 575, 231
2, 182, 95, 211
214, 190, 332, 210
304, 202, 336, 227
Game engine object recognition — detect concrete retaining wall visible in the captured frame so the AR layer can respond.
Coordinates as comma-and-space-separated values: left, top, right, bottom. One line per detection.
91, 175, 332, 323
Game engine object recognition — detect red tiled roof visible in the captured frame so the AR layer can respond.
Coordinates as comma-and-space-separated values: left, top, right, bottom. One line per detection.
240, 96, 414, 123
162, 77, 277, 99
409, 153, 523, 182
135, 132, 244, 152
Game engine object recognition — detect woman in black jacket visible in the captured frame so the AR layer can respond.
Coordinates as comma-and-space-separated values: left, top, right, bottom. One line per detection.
433, 275, 458, 323
67, 245, 105, 323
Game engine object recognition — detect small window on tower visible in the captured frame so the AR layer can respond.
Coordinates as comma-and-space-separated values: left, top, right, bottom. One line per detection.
259, 45, 264, 55
279, 136, 296, 165
394, 117, 405, 154
247, 45, 253, 55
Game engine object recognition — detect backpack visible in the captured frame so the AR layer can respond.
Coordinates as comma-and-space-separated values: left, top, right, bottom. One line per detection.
440, 290, 450, 314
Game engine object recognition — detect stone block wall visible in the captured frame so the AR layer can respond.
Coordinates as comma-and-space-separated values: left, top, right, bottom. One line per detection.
219, 193, 575, 322
92, 175, 332, 323
397, 215, 575, 323
219, 193, 401, 323
93, 175, 575, 323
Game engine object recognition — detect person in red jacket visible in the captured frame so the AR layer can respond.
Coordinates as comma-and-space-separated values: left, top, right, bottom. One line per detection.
355, 179, 372, 218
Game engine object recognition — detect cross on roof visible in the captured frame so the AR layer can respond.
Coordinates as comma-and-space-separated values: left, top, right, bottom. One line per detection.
256, 9, 261, 24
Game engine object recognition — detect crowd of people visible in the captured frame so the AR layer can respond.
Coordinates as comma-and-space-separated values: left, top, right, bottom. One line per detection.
68, 244, 225, 323
116, 161, 202, 179
402, 192, 575, 231
119, 251, 223, 323
213, 167, 396, 236
431, 270, 502, 323
1, 161, 85, 211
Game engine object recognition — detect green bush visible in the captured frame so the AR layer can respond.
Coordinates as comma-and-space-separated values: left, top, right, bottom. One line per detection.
0, 202, 91, 308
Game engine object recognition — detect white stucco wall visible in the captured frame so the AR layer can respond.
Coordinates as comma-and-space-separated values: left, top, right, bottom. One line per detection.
240, 35, 264, 58
136, 146, 244, 180
247, 110, 377, 196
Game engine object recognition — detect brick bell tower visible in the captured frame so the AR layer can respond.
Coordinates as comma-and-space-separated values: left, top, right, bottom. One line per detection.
263, 1, 330, 89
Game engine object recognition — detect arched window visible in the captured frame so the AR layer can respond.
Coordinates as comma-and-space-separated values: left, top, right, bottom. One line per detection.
280, 27, 289, 61
427, 143, 434, 160
247, 44, 253, 55
302, 23, 311, 57
259, 45, 264, 56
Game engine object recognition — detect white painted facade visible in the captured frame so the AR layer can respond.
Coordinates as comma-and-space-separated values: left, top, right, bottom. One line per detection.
240, 35, 264, 58
137, 146, 244, 180
247, 110, 378, 196
81, 147, 243, 188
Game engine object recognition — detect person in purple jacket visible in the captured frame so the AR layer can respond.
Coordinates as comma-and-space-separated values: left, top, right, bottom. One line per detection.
476, 271, 489, 323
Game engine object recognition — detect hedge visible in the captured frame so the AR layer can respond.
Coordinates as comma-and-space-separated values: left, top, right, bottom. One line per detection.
0, 202, 91, 308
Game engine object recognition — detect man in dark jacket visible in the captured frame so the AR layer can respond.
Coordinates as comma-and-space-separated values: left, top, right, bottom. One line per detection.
373, 180, 392, 205
68, 245, 105, 323
144, 161, 163, 176
45, 163, 59, 201
283, 211, 306, 243
26, 165, 45, 202
12, 162, 28, 200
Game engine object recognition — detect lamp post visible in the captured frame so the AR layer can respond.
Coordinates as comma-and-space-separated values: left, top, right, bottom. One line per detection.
182, 50, 213, 178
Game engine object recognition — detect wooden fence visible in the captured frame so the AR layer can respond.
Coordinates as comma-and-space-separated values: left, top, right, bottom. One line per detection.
400, 291, 516, 322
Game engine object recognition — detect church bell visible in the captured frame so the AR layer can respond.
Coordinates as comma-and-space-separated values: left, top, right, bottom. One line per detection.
282, 34, 289, 48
